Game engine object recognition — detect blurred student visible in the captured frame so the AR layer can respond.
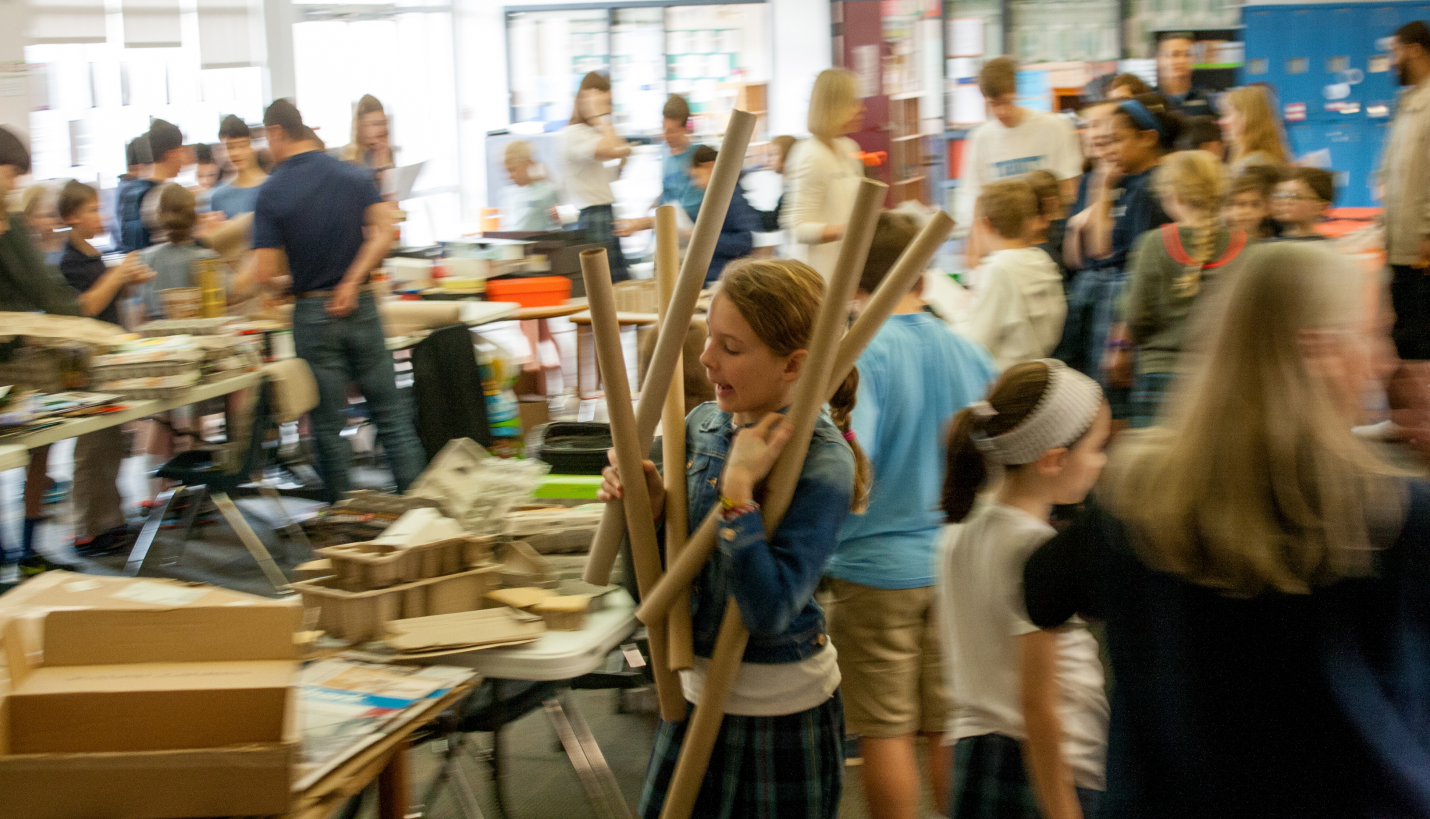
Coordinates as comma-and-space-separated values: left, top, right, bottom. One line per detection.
1155, 33, 1213, 117
501, 140, 560, 231
1224, 168, 1278, 240
1107, 72, 1151, 99
1175, 115, 1225, 159
137, 184, 219, 319
939, 360, 1111, 819
0, 127, 85, 575
21, 183, 64, 264
127, 119, 191, 250
1220, 86, 1288, 175
784, 68, 866, 280
210, 115, 268, 220
1114, 151, 1247, 428
828, 212, 997, 819
344, 95, 394, 190
956, 57, 1082, 259
757, 134, 797, 233
967, 180, 1067, 370
1026, 169, 1070, 280
57, 180, 153, 556
687, 145, 759, 284
1272, 166, 1334, 241
194, 143, 220, 192
562, 72, 633, 282
115, 135, 155, 252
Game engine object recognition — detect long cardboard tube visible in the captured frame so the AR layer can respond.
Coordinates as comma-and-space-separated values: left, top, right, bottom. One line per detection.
656, 207, 696, 672
584, 109, 759, 586
656, 178, 886, 819
827, 210, 957, 399
637, 184, 901, 628
580, 248, 687, 723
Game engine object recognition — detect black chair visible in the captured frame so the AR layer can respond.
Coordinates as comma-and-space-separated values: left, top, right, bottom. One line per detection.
411, 323, 492, 459
124, 360, 318, 591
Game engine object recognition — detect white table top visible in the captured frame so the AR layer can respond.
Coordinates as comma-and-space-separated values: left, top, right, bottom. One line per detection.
428, 589, 639, 681
384, 300, 520, 351
3, 370, 262, 452
0, 444, 27, 471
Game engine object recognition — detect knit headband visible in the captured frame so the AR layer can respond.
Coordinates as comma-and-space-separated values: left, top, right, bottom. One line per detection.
1118, 99, 1166, 139
970, 360, 1105, 466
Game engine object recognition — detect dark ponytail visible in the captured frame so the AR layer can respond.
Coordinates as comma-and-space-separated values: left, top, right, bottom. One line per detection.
1115, 92, 1185, 153
941, 362, 1054, 523
829, 366, 871, 513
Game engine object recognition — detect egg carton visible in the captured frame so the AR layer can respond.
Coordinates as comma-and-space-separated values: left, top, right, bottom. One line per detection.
290, 565, 500, 643
317, 535, 495, 591
504, 504, 605, 554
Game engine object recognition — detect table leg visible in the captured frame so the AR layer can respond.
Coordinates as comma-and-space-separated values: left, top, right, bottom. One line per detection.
124, 487, 183, 576
559, 689, 633, 819
377, 737, 412, 819
543, 696, 631, 819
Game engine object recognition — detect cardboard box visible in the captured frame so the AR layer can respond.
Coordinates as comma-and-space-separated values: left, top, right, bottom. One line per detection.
0, 573, 301, 818
371, 507, 464, 549
291, 566, 499, 643
386, 608, 546, 655
320, 535, 494, 591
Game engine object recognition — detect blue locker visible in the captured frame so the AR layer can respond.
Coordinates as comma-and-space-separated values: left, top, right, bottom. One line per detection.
1279, 9, 1320, 116
1242, 8, 1280, 88
1314, 7, 1364, 121
1286, 120, 1386, 207
1363, 4, 1405, 122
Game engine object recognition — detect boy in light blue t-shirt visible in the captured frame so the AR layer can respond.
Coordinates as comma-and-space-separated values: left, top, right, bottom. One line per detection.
825, 212, 998, 819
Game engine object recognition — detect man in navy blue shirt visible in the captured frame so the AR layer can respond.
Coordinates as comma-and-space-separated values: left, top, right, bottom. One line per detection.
233, 99, 425, 502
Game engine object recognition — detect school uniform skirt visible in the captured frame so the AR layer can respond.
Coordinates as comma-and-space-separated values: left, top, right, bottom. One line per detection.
953, 733, 1102, 819
1056, 266, 1131, 420
578, 204, 630, 283
638, 693, 844, 819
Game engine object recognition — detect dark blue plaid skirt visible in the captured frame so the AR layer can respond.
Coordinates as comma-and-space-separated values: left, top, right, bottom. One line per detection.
638, 693, 844, 819
952, 733, 1102, 819
578, 204, 631, 283
1055, 266, 1132, 420
1130, 371, 1177, 429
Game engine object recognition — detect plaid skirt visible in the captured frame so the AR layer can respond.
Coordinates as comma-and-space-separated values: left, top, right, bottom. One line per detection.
578, 204, 631, 283
638, 693, 844, 819
1130, 371, 1177, 429
952, 734, 1103, 819
1056, 266, 1133, 420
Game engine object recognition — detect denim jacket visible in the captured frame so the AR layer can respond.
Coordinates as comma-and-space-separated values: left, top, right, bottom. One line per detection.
668, 401, 855, 664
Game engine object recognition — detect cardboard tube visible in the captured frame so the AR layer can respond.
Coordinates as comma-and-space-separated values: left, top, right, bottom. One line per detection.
579, 248, 687, 723
583, 110, 759, 586
657, 605, 749, 819
656, 179, 886, 819
656, 207, 696, 672
827, 210, 956, 400
636, 178, 888, 627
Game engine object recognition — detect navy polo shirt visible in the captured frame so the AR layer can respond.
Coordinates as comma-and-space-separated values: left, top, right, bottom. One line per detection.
1105, 166, 1172, 271
252, 150, 382, 293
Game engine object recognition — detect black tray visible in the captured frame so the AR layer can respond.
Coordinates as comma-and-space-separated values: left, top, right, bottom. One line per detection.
533, 422, 613, 475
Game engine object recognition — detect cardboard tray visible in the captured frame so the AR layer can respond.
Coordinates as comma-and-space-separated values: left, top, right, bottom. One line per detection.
318, 536, 494, 591
290, 566, 499, 643
504, 504, 605, 554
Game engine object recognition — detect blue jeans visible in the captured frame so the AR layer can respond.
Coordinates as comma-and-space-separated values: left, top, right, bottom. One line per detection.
292, 290, 426, 502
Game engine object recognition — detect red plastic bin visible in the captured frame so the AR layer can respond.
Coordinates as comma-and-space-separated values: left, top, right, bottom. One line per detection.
485, 276, 572, 309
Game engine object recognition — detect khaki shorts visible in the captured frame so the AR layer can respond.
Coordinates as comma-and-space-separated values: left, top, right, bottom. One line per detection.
824, 577, 946, 738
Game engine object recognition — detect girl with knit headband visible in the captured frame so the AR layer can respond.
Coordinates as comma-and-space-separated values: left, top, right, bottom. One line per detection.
935, 359, 1111, 819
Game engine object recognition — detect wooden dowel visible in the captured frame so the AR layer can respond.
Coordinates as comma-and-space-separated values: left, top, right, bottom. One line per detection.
656, 178, 887, 819
579, 248, 686, 723
637, 208, 957, 627
655, 207, 696, 672
583, 109, 759, 586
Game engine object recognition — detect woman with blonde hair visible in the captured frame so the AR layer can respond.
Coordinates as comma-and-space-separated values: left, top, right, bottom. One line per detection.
782, 68, 866, 280
343, 94, 393, 194
1024, 243, 1430, 817
561, 71, 632, 282
1108, 150, 1247, 426
1219, 86, 1288, 173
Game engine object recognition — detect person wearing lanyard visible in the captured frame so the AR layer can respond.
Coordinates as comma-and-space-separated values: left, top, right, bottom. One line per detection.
562, 71, 633, 283
232, 99, 426, 503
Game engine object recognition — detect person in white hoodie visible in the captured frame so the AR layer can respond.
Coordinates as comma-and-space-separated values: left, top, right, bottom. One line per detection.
966, 179, 1067, 371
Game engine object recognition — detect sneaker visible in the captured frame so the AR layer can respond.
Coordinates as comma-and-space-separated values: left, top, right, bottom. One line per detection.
18, 553, 79, 578
43, 479, 71, 506
74, 527, 136, 558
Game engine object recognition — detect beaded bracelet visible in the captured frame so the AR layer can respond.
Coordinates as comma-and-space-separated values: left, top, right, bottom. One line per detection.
719, 495, 760, 521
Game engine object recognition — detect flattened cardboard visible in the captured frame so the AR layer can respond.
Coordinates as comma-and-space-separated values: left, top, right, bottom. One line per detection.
386, 607, 546, 653
532, 595, 594, 631
485, 587, 554, 610
372, 508, 464, 548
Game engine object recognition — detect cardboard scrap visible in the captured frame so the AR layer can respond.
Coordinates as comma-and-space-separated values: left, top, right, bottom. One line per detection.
385, 607, 546, 654
372, 508, 464, 548
485, 587, 554, 610
498, 540, 556, 589
532, 594, 594, 631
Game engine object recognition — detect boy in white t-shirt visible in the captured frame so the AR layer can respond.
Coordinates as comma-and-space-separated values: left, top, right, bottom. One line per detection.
955, 57, 1083, 253
965, 180, 1067, 370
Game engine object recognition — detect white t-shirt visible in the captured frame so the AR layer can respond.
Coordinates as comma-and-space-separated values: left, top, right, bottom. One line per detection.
561, 123, 616, 211
937, 501, 1108, 790
954, 110, 1083, 232
679, 641, 840, 717
965, 247, 1068, 371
